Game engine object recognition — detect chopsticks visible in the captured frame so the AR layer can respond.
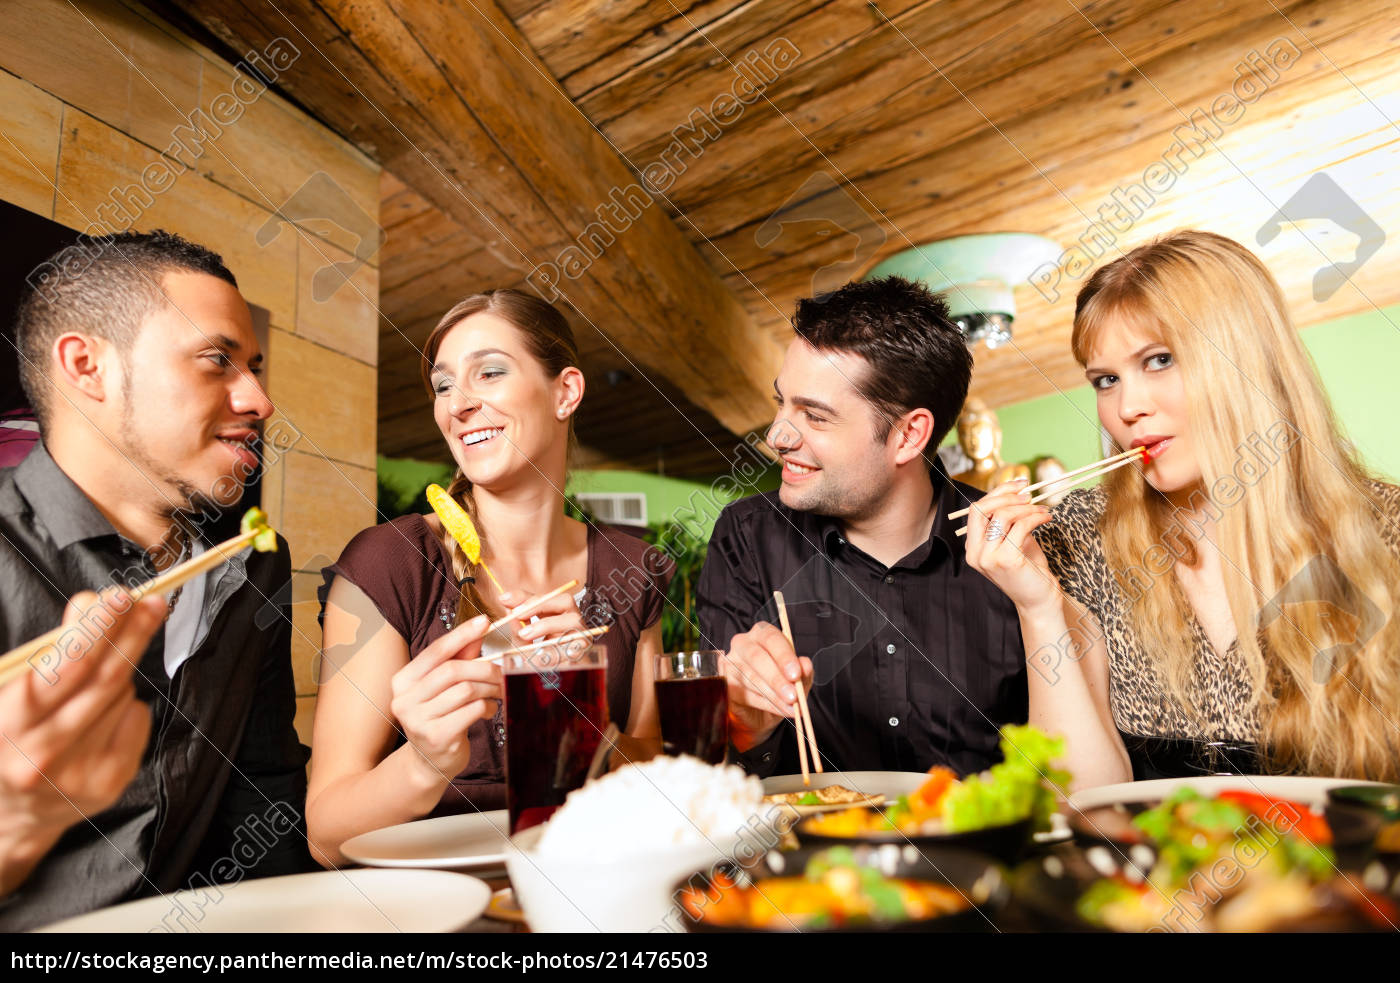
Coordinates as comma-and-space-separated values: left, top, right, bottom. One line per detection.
485, 579, 580, 635
585, 722, 621, 783
0, 526, 264, 688
951, 446, 1146, 537
484, 625, 610, 662
773, 590, 822, 785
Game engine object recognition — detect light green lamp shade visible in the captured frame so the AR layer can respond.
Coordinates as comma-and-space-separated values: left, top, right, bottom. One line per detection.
864, 233, 1062, 319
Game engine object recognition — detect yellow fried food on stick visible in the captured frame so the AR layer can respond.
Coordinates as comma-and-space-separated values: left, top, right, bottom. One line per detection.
426, 483, 503, 591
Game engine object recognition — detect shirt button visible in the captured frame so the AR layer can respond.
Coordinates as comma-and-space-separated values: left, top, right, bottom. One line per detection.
884, 574, 894, 584
886, 644, 896, 655
761, 752, 774, 764
888, 716, 900, 727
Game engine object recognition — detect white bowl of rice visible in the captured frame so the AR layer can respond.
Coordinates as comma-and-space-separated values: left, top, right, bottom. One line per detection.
506, 756, 774, 933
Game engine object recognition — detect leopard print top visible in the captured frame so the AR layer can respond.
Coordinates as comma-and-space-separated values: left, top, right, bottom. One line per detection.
1033, 480, 1400, 742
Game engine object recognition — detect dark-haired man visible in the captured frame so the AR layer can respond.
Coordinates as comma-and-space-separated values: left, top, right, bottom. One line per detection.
0, 230, 310, 930
697, 276, 1028, 777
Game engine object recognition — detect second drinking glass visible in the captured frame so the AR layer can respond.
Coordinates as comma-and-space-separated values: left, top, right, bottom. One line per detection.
654, 650, 729, 764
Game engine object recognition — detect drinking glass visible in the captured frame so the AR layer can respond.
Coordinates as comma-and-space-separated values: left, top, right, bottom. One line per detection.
654, 650, 729, 764
502, 643, 608, 833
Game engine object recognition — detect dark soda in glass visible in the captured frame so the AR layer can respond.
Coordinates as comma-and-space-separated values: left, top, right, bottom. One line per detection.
655, 675, 729, 763
503, 648, 608, 833
654, 651, 728, 765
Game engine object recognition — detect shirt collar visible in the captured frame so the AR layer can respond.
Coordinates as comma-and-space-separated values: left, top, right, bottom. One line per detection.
818, 465, 966, 570
928, 464, 968, 565
14, 442, 122, 551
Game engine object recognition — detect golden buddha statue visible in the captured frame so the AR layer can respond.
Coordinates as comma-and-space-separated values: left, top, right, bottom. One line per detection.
951, 397, 1030, 491
1033, 456, 1071, 506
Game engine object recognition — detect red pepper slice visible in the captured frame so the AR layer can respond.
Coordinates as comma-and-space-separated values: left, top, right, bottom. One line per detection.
1216, 790, 1332, 845
910, 766, 957, 812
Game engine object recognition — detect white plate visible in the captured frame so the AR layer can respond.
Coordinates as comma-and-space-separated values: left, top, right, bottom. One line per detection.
1068, 775, 1390, 812
761, 770, 930, 799
340, 810, 513, 871
761, 770, 930, 813
36, 868, 490, 934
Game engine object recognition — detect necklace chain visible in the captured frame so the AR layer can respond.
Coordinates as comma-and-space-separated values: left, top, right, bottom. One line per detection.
161, 527, 192, 620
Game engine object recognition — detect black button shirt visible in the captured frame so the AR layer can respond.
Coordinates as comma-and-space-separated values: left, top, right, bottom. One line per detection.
697, 474, 1028, 778
0, 444, 310, 930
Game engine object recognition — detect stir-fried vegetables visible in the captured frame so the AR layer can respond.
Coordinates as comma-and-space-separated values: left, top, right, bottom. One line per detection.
803, 725, 1070, 837
1072, 788, 1390, 932
1128, 787, 1335, 885
943, 725, 1069, 832
685, 847, 970, 929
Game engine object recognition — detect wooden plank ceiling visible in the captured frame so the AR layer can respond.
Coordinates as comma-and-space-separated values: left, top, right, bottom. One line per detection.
166, 0, 1400, 476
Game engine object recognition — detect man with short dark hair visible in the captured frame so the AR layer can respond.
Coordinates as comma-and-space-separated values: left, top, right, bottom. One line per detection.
0, 230, 310, 930
698, 276, 1028, 777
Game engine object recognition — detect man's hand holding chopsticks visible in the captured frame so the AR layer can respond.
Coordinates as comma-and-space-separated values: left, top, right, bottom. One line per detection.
0, 588, 164, 897
722, 622, 813, 752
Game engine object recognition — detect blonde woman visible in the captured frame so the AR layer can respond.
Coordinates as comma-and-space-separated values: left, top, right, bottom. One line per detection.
966, 230, 1400, 789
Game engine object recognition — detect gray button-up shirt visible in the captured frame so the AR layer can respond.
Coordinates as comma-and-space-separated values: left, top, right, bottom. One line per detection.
0, 444, 310, 931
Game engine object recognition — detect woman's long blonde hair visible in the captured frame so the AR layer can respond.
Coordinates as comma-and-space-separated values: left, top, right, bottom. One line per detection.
1073, 230, 1400, 781
420, 289, 580, 627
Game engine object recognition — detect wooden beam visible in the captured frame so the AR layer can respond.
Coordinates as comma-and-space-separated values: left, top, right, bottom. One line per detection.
176, 0, 782, 438
516, 0, 752, 96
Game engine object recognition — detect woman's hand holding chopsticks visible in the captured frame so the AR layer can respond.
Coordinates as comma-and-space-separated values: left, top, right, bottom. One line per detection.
390, 615, 502, 787
500, 587, 587, 649
961, 477, 1064, 615
950, 446, 1145, 535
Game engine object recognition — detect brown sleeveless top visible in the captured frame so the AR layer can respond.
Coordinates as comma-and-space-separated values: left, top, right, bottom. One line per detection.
319, 515, 674, 815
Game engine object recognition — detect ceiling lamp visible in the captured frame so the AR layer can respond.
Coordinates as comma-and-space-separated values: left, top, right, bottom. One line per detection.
863, 233, 1062, 350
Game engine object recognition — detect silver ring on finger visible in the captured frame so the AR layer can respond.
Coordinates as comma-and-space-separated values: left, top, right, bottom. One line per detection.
984, 517, 1006, 543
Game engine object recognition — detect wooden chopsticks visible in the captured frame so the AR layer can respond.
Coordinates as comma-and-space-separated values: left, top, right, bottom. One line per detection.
485, 579, 580, 634
773, 590, 822, 786
0, 526, 264, 688
485, 625, 610, 662
951, 445, 1147, 537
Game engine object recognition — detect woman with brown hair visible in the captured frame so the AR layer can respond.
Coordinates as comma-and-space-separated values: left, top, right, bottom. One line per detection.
307, 290, 672, 865
965, 230, 1400, 789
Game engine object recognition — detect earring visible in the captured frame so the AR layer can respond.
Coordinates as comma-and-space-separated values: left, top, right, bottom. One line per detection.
558, 409, 568, 419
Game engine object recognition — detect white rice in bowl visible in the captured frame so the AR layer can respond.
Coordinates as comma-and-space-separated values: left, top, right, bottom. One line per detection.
535, 755, 763, 860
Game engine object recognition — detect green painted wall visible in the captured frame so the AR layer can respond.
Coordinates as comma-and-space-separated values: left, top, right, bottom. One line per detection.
377, 454, 453, 515
1300, 304, 1400, 481
945, 303, 1400, 482
568, 465, 779, 538
376, 454, 780, 539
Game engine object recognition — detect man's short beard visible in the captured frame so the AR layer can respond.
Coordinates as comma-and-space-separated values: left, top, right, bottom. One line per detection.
117, 372, 231, 518
781, 466, 891, 521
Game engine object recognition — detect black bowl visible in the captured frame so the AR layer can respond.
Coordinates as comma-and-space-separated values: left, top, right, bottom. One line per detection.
1015, 844, 1399, 933
794, 810, 1034, 865
1327, 785, 1400, 818
674, 843, 1009, 933
1326, 784, 1400, 871
1066, 802, 1152, 847
1014, 848, 1131, 933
